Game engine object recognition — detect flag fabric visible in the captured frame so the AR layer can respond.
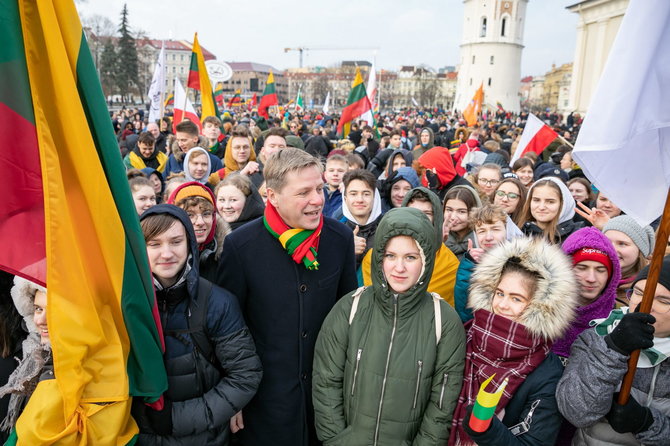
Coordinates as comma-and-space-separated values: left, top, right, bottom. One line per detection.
0, 1, 168, 444
323, 91, 331, 115
164, 92, 174, 108
337, 67, 373, 137
468, 375, 509, 432
186, 32, 218, 119
258, 71, 278, 118
227, 89, 241, 108
295, 86, 304, 112
248, 92, 257, 111
411, 97, 419, 107
147, 42, 165, 124
496, 101, 505, 113
361, 63, 377, 126
509, 113, 558, 165
214, 82, 224, 106
572, 0, 670, 226
173, 77, 201, 133
463, 83, 484, 126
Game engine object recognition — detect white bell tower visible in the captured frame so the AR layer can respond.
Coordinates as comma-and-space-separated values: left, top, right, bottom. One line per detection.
454, 0, 528, 114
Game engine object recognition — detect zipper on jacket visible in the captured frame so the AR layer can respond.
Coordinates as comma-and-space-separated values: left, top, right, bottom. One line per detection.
439, 373, 449, 409
351, 348, 363, 396
373, 295, 398, 446
412, 360, 423, 409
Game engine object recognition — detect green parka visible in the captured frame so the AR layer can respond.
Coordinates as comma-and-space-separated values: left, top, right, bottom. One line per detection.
313, 207, 466, 446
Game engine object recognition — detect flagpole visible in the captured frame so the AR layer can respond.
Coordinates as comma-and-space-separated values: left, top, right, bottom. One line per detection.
618, 186, 670, 405
159, 41, 165, 121
182, 80, 188, 124
557, 134, 574, 149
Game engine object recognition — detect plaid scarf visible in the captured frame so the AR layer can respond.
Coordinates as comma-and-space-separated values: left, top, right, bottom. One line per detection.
263, 201, 323, 270
449, 309, 551, 446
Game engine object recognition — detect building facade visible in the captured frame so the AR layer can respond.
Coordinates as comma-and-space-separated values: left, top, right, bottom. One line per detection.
566, 0, 629, 114
222, 62, 288, 105
454, 0, 528, 113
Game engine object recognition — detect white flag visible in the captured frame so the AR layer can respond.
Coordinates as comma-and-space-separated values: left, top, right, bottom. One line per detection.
411, 97, 419, 107
147, 43, 166, 124
572, 0, 670, 225
361, 62, 377, 125
323, 91, 331, 115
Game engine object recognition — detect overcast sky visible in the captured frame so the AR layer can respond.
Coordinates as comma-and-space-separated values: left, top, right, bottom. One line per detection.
76, 0, 578, 77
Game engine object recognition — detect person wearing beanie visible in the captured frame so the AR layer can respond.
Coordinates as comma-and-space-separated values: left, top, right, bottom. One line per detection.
167, 181, 231, 281
604, 215, 655, 307
555, 227, 621, 358
557, 255, 670, 445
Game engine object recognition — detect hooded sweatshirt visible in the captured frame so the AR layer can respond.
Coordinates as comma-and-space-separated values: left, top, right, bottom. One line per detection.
555, 226, 621, 357
417, 147, 472, 201
412, 127, 435, 159
313, 207, 466, 445
183, 147, 212, 184
341, 188, 383, 269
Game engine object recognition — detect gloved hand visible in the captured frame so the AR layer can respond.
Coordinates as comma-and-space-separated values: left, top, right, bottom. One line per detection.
145, 399, 173, 437
605, 311, 655, 355
425, 169, 441, 189
606, 394, 654, 434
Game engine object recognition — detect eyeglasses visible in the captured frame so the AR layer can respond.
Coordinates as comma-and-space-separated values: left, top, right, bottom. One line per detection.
478, 178, 500, 187
625, 288, 670, 314
187, 211, 214, 222
495, 190, 520, 200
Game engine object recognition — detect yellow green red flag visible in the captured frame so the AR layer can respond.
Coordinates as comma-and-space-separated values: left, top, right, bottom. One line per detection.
1, 1, 168, 444
187, 32, 218, 119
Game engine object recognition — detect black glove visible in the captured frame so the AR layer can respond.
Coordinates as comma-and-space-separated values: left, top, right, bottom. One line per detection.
606, 394, 654, 434
145, 399, 173, 437
605, 311, 655, 355
425, 169, 441, 189
462, 404, 493, 437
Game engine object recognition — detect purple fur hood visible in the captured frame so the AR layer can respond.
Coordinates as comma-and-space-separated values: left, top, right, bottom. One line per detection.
554, 227, 621, 357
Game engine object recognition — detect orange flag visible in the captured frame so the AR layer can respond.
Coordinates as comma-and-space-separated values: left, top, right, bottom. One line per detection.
463, 83, 484, 126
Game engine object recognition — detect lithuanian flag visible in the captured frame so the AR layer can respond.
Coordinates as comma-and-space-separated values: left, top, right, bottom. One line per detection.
187, 32, 219, 119
1, 1, 167, 444
214, 82, 224, 106
468, 375, 508, 433
227, 89, 242, 108
463, 83, 484, 127
337, 67, 372, 138
164, 92, 175, 108
258, 71, 278, 118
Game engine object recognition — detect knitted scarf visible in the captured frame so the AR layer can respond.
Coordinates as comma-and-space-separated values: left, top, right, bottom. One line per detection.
449, 309, 551, 446
263, 202, 323, 270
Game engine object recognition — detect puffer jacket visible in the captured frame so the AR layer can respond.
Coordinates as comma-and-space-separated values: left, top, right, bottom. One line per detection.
313, 207, 466, 446
135, 205, 262, 445
557, 329, 670, 446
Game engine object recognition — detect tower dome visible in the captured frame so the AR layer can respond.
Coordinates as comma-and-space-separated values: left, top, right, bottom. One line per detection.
454, 0, 528, 114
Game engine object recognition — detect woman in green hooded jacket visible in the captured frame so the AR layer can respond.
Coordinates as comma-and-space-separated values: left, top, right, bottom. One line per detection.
313, 207, 466, 446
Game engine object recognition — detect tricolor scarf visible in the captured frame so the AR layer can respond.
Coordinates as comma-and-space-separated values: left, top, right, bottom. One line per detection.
449, 309, 551, 446
263, 201, 323, 270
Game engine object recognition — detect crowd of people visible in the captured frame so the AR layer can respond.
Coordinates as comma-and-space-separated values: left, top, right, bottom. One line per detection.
1, 105, 668, 446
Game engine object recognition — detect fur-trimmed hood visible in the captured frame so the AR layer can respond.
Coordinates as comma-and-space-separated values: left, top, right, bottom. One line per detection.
170, 135, 209, 162
468, 237, 577, 341
10, 276, 46, 334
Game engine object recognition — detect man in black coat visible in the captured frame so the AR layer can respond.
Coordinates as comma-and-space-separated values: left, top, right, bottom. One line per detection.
217, 148, 357, 446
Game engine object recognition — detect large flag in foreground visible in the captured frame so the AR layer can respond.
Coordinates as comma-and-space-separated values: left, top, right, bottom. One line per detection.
509, 113, 559, 165
337, 67, 372, 138
187, 32, 218, 119
462, 83, 484, 127
572, 0, 670, 226
258, 71, 278, 118
0, 1, 167, 443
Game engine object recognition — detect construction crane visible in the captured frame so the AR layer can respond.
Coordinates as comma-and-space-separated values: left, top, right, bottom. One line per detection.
283, 46, 380, 68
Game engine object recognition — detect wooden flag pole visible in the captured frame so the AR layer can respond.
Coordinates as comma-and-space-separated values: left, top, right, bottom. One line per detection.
618, 186, 670, 404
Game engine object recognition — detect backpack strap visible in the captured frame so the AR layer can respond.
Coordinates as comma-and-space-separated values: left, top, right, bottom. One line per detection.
431, 293, 442, 344
348, 286, 367, 325
189, 277, 214, 363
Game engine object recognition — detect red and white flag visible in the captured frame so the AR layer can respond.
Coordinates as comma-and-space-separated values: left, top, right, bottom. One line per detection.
172, 77, 201, 133
509, 113, 558, 165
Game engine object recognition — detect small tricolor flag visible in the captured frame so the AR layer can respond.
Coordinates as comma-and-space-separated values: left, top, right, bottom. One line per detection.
187, 32, 218, 119
164, 92, 174, 108
1, 0, 167, 443
227, 89, 242, 108
214, 83, 224, 106
248, 92, 257, 111
468, 375, 509, 433
295, 86, 304, 112
463, 83, 484, 127
496, 101, 505, 112
258, 71, 278, 118
337, 67, 372, 137
509, 113, 559, 165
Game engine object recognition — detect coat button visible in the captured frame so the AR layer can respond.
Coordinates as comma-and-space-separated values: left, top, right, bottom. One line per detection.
301, 373, 308, 380
299, 284, 307, 292
301, 330, 308, 338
